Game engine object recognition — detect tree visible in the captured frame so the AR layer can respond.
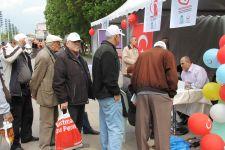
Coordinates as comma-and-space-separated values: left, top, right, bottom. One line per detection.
82, 0, 126, 22
44, 0, 126, 41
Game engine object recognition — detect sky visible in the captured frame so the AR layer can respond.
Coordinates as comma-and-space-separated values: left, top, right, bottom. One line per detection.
0, 0, 46, 34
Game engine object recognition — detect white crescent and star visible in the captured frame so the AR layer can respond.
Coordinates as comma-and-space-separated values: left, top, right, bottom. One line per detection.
138, 35, 149, 52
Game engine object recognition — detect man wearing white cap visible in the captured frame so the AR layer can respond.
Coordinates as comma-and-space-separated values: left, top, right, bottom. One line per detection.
53, 32, 93, 148
131, 40, 178, 150
92, 25, 125, 150
30, 34, 62, 150
1, 33, 38, 150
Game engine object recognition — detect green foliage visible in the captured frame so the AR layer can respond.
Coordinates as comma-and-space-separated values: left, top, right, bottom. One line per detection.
44, 0, 126, 41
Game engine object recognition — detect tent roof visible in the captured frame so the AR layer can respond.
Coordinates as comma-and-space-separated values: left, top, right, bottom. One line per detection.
91, 0, 150, 27
91, 0, 225, 27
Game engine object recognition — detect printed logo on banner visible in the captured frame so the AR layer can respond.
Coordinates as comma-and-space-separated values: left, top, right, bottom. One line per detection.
178, 0, 190, 5
132, 23, 153, 53
170, 0, 199, 28
144, 0, 163, 32
150, 0, 159, 16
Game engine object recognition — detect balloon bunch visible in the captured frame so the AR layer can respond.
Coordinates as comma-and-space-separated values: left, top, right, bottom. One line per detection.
120, 13, 138, 30
188, 35, 225, 150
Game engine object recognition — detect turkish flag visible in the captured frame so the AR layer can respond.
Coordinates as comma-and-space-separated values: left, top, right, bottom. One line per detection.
132, 23, 153, 53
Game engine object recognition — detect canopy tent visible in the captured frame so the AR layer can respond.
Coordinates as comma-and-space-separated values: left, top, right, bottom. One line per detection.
91, 0, 225, 27
91, 0, 150, 27
90, 0, 225, 80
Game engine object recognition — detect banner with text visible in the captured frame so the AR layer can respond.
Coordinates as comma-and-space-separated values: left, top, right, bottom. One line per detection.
144, 0, 163, 32
170, 0, 199, 28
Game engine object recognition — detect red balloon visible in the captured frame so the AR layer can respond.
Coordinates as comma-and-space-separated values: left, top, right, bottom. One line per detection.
188, 113, 212, 136
89, 28, 95, 36
217, 46, 225, 64
219, 35, 225, 48
128, 13, 138, 25
219, 85, 225, 102
121, 20, 127, 30
200, 134, 225, 150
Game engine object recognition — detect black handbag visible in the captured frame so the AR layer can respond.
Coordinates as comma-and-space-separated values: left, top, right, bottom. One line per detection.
0, 74, 12, 103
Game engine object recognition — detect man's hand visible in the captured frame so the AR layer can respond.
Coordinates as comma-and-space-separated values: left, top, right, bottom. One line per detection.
114, 95, 121, 102
4, 112, 13, 123
32, 95, 37, 100
60, 102, 68, 110
185, 82, 191, 89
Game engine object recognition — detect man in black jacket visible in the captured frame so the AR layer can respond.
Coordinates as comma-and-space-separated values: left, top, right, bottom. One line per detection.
53, 32, 92, 134
92, 25, 124, 150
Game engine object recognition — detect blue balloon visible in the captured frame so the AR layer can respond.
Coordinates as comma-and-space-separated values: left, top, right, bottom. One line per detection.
203, 48, 220, 68
216, 64, 225, 84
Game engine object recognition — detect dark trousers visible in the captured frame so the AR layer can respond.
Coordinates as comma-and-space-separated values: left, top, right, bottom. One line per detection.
10, 94, 33, 145
68, 105, 85, 132
83, 112, 92, 132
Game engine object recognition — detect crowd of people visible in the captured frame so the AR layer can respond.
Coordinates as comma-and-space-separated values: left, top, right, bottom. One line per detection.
0, 24, 211, 150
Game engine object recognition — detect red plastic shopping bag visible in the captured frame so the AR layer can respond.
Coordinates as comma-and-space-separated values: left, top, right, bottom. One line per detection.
55, 112, 82, 150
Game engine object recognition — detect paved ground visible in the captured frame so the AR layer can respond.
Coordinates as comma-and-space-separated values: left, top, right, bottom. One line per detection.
22, 100, 140, 150
20, 100, 199, 150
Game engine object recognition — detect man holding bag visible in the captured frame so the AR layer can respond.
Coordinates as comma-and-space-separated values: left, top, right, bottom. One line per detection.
30, 35, 62, 150
53, 32, 92, 147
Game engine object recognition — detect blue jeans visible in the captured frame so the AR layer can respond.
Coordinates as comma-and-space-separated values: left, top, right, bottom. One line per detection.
98, 97, 124, 150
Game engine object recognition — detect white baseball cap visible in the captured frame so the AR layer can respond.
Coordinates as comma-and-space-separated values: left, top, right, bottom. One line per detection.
154, 41, 167, 49
67, 32, 81, 42
105, 25, 125, 37
46, 34, 62, 43
14, 33, 27, 42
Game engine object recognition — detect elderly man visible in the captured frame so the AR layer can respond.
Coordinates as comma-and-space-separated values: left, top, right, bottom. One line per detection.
1, 33, 38, 150
30, 35, 62, 150
180, 56, 209, 89
177, 56, 209, 126
122, 36, 139, 91
53, 32, 92, 148
92, 25, 125, 150
131, 41, 178, 150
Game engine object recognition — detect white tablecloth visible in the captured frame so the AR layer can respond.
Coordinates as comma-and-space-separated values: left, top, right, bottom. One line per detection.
173, 89, 212, 116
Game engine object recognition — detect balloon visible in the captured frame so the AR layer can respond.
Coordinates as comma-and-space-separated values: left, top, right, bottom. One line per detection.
89, 28, 95, 36
210, 104, 225, 123
121, 19, 127, 30
203, 48, 220, 68
128, 13, 138, 25
188, 113, 212, 136
200, 134, 225, 150
216, 64, 225, 84
219, 34, 225, 48
217, 46, 225, 64
202, 82, 221, 100
219, 85, 225, 102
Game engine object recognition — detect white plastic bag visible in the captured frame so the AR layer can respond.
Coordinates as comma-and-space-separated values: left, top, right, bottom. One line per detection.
0, 121, 14, 146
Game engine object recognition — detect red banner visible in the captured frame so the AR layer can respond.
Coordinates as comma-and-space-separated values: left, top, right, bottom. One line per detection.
132, 23, 153, 53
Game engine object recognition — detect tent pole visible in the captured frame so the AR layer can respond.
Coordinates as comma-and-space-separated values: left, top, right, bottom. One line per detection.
126, 14, 129, 46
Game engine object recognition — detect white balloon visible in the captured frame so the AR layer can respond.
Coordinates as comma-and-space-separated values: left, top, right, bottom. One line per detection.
210, 104, 225, 123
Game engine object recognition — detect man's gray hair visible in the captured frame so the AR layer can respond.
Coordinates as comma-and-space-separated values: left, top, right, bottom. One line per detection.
181, 56, 192, 63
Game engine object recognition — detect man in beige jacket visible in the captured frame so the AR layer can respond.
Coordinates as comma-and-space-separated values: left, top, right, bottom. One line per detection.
30, 35, 62, 150
122, 36, 139, 90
